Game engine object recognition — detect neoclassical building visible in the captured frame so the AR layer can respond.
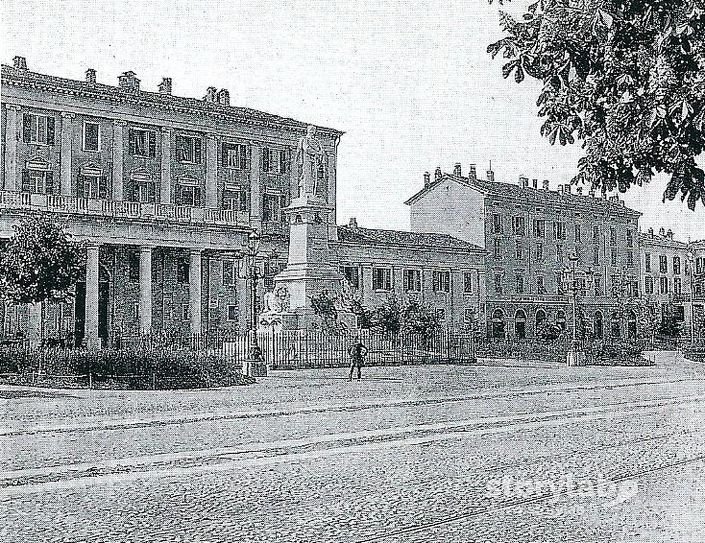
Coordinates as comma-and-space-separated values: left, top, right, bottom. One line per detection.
406, 165, 643, 340
1, 57, 341, 347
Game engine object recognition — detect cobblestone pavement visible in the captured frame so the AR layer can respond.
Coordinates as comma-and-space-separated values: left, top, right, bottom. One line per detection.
1, 352, 704, 542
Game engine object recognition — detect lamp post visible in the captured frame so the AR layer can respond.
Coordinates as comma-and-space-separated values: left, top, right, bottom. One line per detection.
563, 253, 594, 366
235, 231, 277, 377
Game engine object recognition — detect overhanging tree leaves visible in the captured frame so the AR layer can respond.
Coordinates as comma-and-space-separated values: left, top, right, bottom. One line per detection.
488, 0, 705, 209
0, 216, 84, 305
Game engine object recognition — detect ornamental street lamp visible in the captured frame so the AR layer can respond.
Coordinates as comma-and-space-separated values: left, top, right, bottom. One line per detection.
234, 231, 277, 377
562, 252, 595, 367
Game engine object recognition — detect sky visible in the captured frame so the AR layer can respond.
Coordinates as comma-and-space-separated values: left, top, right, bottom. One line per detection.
2, 0, 703, 241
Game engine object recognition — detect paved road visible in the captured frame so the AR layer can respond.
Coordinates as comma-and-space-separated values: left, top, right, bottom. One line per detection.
2, 353, 705, 542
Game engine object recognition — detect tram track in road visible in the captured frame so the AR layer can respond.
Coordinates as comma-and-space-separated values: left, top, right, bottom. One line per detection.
2, 375, 703, 438
353, 454, 705, 543
2, 393, 704, 496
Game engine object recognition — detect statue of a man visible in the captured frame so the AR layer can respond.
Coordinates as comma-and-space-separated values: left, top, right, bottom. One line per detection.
296, 125, 327, 197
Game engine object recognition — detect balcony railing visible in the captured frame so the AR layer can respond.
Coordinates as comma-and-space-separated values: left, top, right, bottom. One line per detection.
0, 190, 249, 227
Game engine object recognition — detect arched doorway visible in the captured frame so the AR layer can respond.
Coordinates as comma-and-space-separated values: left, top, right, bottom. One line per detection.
611, 312, 622, 338
492, 309, 505, 339
627, 310, 637, 340
594, 311, 603, 339
515, 310, 527, 340
557, 310, 567, 331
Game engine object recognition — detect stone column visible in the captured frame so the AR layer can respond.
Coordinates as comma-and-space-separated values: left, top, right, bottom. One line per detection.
85, 245, 101, 349
189, 249, 203, 336
160, 126, 171, 204
4, 105, 20, 191
60, 112, 75, 196
205, 134, 218, 208
28, 302, 42, 350
327, 139, 338, 241
249, 143, 262, 231
139, 246, 153, 335
112, 120, 126, 200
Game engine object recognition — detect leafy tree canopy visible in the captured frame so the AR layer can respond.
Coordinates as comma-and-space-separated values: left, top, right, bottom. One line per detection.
0, 216, 84, 305
488, 0, 705, 209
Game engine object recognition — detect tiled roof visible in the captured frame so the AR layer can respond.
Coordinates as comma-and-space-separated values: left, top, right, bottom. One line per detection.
638, 231, 689, 247
405, 173, 642, 218
337, 225, 484, 252
1, 65, 343, 136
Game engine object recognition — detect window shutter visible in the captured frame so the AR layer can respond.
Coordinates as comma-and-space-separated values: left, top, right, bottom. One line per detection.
21, 170, 30, 192
46, 117, 56, 145
243, 145, 250, 170
22, 114, 32, 143
99, 176, 108, 199
194, 138, 202, 164
262, 147, 269, 172
194, 187, 203, 207
221, 143, 229, 168
148, 131, 156, 158
147, 182, 156, 203
240, 191, 248, 212
45, 171, 54, 194
129, 130, 137, 155
76, 175, 85, 198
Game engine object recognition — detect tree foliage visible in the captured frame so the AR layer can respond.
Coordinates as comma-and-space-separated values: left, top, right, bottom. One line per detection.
488, 0, 705, 209
0, 216, 84, 305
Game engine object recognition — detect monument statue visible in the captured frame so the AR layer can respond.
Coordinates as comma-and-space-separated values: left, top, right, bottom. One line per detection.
296, 125, 327, 198
259, 286, 290, 328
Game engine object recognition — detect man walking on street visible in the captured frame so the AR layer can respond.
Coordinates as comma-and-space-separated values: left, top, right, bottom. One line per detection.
348, 335, 368, 381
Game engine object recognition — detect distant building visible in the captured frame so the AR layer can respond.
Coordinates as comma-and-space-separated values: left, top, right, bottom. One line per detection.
688, 239, 705, 334
334, 219, 486, 330
406, 165, 642, 340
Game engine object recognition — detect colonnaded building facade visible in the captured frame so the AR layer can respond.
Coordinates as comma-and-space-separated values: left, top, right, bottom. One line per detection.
0, 57, 485, 346
406, 165, 644, 340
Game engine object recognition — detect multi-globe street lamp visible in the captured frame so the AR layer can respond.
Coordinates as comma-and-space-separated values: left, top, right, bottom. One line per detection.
562, 252, 594, 366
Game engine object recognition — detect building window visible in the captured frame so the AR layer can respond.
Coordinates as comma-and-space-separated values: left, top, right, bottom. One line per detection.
492, 214, 503, 234
372, 268, 392, 291
176, 134, 202, 163
493, 238, 502, 259
463, 272, 473, 294
262, 148, 289, 174
177, 258, 190, 284
82, 122, 100, 152
515, 275, 524, 294
494, 274, 503, 295
433, 271, 451, 293
592, 246, 599, 266
223, 260, 237, 287
22, 113, 55, 145
515, 240, 523, 260
574, 224, 582, 243
222, 143, 248, 169
535, 243, 544, 262
594, 276, 603, 296
536, 276, 546, 294
610, 227, 617, 246
611, 248, 618, 267
659, 276, 669, 294
175, 184, 203, 207
181, 303, 189, 321
127, 252, 139, 282
464, 308, 475, 325
673, 256, 681, 275
593, 225, 600, 241
556, 244, 564, 263
21, 169, 54, 195
674, 277, 682, 295
556, 272, 564, 294
512, 216, 525, 236
222, 189, 248, 211
645, 253, 651, 272
435, 309, 446, 322
553, 221, 566, 240
227, 304, 238, 321
341, 266, 360, 289
627, 251, 634, 268
262, 193, 284, 222
403, 269, 422, 292
644, 276, 654, 295
659, 255, 668, 274
533, 219, 546, 238
129, 128, 156, 157
626, 229, 633, 247
697, 257, 705, 275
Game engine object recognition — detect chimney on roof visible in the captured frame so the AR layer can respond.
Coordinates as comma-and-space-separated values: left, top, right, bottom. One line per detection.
453, 163, 462, 176
118, 71, 140, 92
423, 171, 431, 187
558, 185, 564, 194
576, 186, 583, 196
519, 175, 529, 189
542, 179, 549, 190
659, 227, 666, 237
468, 164, 477, 181
486, 169, 495, 183
667, 228, 674, 240
564, 184, 572, 195
349, 217, 358, 228
85, 68, 96, 84
13, 56, 27, 70
532, 178, 538, 189
434, 166, 442, 183
158, 77, 172, 95
648, 227, 654, 237
217, 88, 230, 106
203, 86, 217, 102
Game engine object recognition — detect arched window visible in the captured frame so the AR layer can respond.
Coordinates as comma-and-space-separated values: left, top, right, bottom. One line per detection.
557, 310, 567, 331
627, 310, 637, 340
515, 309, 527, 340
611, 312, 622, 338
492, 309, 505, 339
594, 311, 603, 339
535, 309, 547, 328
